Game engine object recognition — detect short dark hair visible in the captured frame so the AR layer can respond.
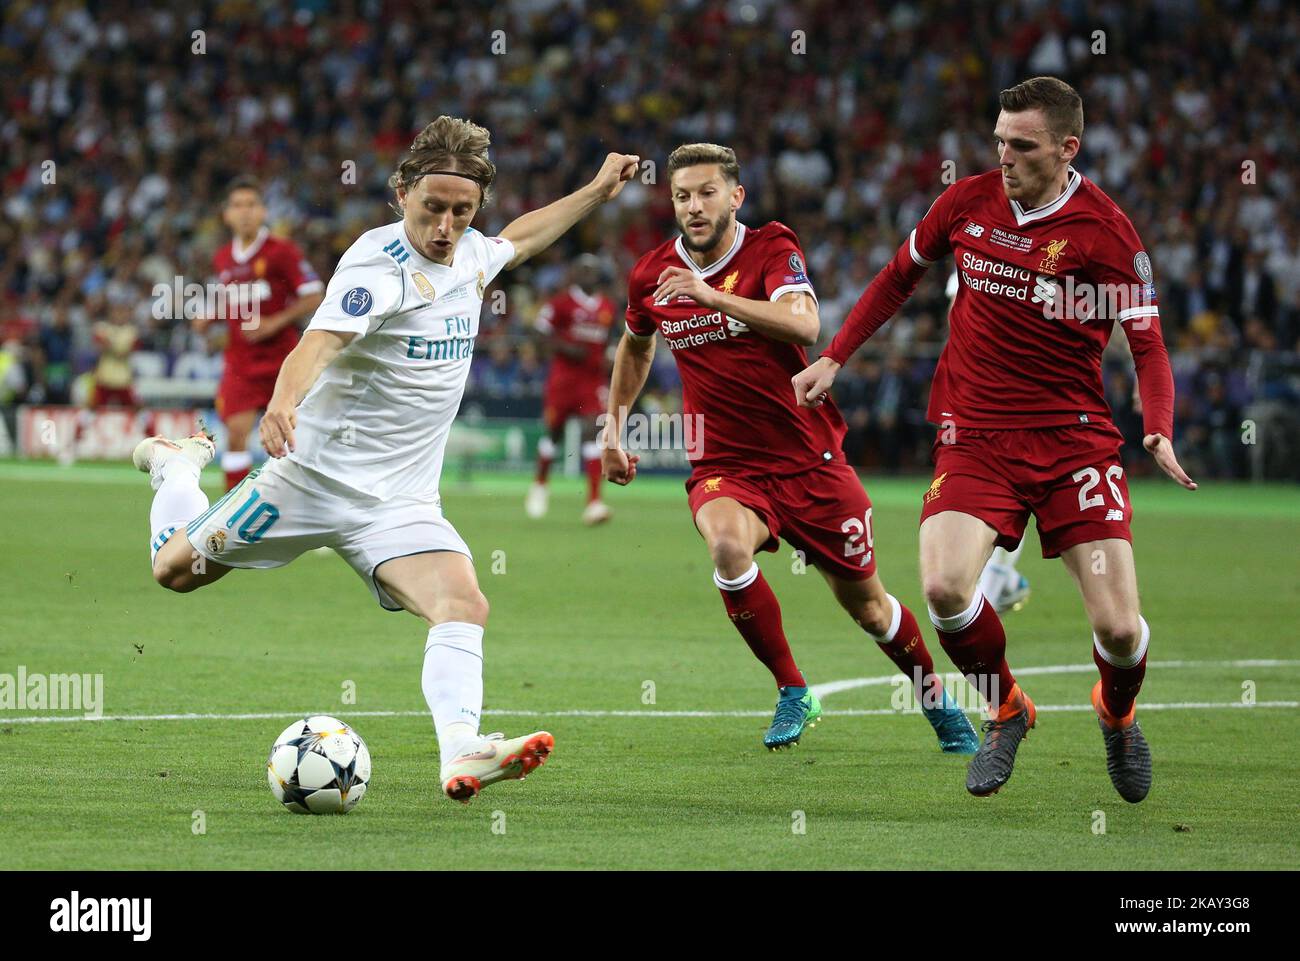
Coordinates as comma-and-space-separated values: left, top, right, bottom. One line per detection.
224, 176, 263, 204
998, 76, 1084, 142
667, 143, 740, 185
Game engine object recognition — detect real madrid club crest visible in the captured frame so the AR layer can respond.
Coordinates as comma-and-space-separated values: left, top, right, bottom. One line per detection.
206, 529, 227, 554
476, 270, 486, 298
411, 271, 436, 301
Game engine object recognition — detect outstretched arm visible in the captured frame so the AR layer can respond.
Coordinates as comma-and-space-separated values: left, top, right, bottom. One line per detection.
500, 153, 640, 269
792, 239, 930, 407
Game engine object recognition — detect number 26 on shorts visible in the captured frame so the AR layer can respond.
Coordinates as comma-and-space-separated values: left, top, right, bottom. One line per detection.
1072, 465, 1125, 512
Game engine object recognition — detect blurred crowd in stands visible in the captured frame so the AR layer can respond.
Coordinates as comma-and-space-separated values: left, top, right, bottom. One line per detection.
1, 0, 1297, 478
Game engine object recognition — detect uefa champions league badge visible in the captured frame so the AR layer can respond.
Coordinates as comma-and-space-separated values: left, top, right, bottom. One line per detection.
343, 287, 373, 316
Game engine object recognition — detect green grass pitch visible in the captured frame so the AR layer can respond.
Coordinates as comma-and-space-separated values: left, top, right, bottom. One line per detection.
0, 460, 1297, 870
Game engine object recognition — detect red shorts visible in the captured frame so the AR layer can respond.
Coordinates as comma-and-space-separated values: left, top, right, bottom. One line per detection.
92, 385, 136, 408
919, 425, 1133, 559
543, 375, 606, 429
216, 369, 278, 419
686, 460, 878, 581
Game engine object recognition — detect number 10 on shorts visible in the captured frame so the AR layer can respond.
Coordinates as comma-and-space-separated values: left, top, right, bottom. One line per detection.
226, 487, 281, 543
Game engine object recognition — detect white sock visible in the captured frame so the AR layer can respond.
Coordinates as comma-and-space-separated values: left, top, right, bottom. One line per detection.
1093, 616, 1150, 668
870, 594, 904, 642
928, 592, 984, 633
220, 449, 253, 473
713, 562, 759, 592
423, 621, 484, 767
149, 458, 208, 564
977, 562, 1009, 603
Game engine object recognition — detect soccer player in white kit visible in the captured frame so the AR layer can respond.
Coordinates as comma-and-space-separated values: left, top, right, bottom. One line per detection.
134, 117, 639, 804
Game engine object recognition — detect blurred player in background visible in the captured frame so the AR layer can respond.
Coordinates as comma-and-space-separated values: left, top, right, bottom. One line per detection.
134, 117, 639, 804
604, 143, 978, 755
196, 177, 323, 490
90, 302, 139, 408
795, 77, 1195, 802
526, 253, 617, 525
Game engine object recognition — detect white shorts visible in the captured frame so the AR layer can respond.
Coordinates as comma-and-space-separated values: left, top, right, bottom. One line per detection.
185, 457, 471, 611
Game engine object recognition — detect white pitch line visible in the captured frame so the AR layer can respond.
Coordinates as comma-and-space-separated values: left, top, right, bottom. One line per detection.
3, 659, 1296, 725
809, 659, 1300, 699
2, 701, 1297, 725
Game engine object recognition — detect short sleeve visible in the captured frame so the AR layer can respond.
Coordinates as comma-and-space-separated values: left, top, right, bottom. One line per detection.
763, 237, 817, 303
475, 231, 516, 284
1087, 216, 1161, 329
307, 248, 405, 337
624, 260, 656, 338
909, 183, 961, 266
279, 241, 323, 296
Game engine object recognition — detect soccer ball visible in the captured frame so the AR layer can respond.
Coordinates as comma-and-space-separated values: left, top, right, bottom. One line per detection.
266, 715, 371, 814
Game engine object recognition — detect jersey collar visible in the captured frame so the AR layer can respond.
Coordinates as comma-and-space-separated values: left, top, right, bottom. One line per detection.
569, 284, 603, 311
1008, 166, 1081, 227
231, 226, 269, 264
674, 221, 747, 278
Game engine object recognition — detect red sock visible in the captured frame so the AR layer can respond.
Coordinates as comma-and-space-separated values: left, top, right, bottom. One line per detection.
716, 565, 804, 689
585, 456, 602, 503
224, 467, 250, 490
1093, 618, 1149, 720
535, 455, 552, 484
871, 598, 942, 703
933, 593, 1016, 708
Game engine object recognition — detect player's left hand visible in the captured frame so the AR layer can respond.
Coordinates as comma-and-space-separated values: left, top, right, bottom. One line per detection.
589, 153, 641, 202
652, 267, 715, 308
1143, 433, 1197, 490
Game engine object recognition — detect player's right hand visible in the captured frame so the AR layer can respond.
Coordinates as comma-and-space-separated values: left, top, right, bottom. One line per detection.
260, 405, 297, 458
792, 356, 841, 408
602, 446, 639, 485
589, 153, 641, 203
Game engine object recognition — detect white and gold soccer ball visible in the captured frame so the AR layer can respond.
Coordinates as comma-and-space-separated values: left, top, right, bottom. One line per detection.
266, 715, 371, 814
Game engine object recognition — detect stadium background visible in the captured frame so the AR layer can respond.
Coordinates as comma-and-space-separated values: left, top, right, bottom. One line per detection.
1, 0, 1297, 479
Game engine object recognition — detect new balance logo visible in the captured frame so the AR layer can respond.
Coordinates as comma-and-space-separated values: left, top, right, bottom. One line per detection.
964, 222, 985, 238
1105, 509, 1124, 521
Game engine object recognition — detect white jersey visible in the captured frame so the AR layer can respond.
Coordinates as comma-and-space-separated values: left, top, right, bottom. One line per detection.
290, 222, 515, 501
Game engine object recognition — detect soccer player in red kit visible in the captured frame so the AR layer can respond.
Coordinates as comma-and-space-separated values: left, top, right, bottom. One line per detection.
603, 143, 978, 754
526, 253, 617, 525
199, 177, 324, 489
795, 78, 1196, 801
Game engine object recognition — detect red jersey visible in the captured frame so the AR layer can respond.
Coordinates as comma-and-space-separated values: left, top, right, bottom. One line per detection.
824, 168, 1175, 440
536, 285, 616, 384
626, 221, 846, 474
212, 228, 322, 378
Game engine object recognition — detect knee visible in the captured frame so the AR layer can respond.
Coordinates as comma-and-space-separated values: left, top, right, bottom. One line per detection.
153, 563, 195, 593
427, 589, 489, 628
1094, 615, 1142, 658
922, 571, 975, 617
708, 536, 753, 580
